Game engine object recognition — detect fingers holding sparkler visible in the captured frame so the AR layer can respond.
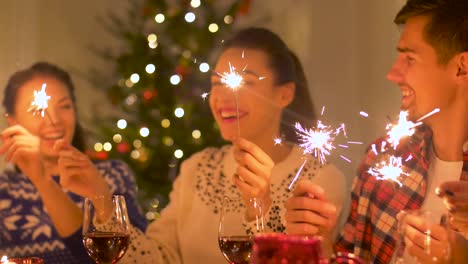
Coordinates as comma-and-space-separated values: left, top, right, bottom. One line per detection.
284, 180, 337, 236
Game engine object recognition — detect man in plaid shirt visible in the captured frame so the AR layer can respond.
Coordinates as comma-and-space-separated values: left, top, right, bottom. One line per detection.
285, 0, 468, 263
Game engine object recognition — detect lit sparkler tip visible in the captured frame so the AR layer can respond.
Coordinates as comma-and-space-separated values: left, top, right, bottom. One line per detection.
273, 137, 283, 145
201, 92, 210, 100
320, 106, 325, 116
368, 155, 407, 187
28, 83, 51, 117
218, 62, 245, 90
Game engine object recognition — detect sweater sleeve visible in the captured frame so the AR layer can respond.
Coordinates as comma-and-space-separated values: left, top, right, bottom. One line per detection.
118, 153, 199, 263
107, 160, 148, 232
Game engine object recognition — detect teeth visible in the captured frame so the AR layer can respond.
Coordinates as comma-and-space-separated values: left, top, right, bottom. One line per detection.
220, 112, 237, 118
402, 90, 413, 97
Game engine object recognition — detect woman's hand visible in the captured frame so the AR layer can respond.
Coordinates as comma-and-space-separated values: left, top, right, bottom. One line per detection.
232, 138, 274, 221
284, 180, 337, 236
55, 139, 111, 200
0, 125, 45, 182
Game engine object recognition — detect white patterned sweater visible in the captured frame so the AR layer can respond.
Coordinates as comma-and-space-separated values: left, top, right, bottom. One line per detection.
120, 144, 348, 264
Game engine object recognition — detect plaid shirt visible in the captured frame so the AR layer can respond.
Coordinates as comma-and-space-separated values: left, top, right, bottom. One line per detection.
334, 125, 468, 263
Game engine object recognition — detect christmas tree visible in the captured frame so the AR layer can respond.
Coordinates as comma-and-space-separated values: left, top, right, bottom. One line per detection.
90, 0, 248, 217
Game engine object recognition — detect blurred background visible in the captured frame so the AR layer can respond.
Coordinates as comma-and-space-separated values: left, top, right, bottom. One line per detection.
0, 0, 405, 218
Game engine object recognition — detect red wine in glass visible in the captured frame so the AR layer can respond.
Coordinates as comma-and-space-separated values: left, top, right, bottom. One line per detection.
83, 195, 130, 264
218, 235, 253, 264
83, 232, 130, 264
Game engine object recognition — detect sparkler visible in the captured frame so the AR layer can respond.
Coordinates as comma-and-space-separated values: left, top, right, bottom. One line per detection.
367, 155, 409, 187
288, 109, 348, 189
28, 83, 54, 125
368, 108, 439, 186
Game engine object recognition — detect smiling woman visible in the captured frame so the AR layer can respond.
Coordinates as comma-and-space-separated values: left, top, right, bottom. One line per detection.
0, 62, 147, 264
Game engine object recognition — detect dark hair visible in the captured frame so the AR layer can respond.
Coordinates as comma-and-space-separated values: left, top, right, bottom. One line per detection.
3, 62, 87, 151
221, 27, 316, 143
395, 0, 468, 64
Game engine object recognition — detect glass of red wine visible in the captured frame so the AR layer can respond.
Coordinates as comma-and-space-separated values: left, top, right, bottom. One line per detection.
218, 196, 264, 264
82, 195, 130, 264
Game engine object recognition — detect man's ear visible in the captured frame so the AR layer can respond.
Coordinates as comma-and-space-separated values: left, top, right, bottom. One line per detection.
456, 52, 468, 79
277, 82, 295, 108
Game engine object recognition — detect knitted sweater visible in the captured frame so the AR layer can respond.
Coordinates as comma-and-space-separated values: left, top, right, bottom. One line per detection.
119, 144, 347, 264
0, 159, 147, 264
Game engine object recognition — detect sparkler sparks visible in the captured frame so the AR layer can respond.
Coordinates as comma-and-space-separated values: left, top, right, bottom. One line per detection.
28, 83, 51, 118
386, 111, 418, 149
218, 62, 246, 90
367, 155, 409, 187
288, 120, 347, 189
201, 92, 210, 100
294, 121, 346, 164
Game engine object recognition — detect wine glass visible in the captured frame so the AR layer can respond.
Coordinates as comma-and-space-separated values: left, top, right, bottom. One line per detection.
218, 196, 264, 264
393, 209, 451, 264
82, 195, 130, 264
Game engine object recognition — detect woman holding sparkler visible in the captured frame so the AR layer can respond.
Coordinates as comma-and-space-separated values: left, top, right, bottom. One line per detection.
0, 62, 147, 263
92, 27, 347, 264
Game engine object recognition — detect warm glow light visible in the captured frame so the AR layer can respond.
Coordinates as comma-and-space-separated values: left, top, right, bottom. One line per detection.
103, 142, 112, 151
163, 136, 174, 146
190, 0, 201, 8
147, 33, 157, 43
174, 149, 184, 159
224, 15, 233, 24
208, 23, 219, 33
113, 134, 122, 143
149, 41, 158, 49
133, 139, 142, 148
131, 150, 140, 159
117, 119, 127, 129
192, 129, 201, 139
125, 79, 134, 88
94, 142, 103, 152
146, 64, 155, 74
174, 107, 184, 118
161, 119, 171, 128
130, 73, 140, 83
155, 13, 165, 23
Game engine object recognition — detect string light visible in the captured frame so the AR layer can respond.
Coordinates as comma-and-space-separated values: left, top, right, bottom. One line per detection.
94, 142, 103, 152
174, 149, 184, 159
190, 0, 201, 8
155, 14, 165, 23
146, 64, 155, 74
117, 119, 127, 129
170, 74, 181, 85
161, 119, 171, 128
103, 142, 112, 151
199, 62, 210, 73
185, 12, 196, 23
208, 23, 219, 33
130, 73, 140, 84
133, 139, 142, 148
113, 134, 122, 143
192, 129, 201, 139
174, 107, 185, 118
140, 127, 150, 137
224, 15, 233, 24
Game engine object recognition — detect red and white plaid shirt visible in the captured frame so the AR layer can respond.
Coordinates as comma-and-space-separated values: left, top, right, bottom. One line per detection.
334, 125, 468, 263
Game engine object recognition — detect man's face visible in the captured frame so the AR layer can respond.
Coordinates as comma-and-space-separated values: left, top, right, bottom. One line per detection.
386, 16, 460, 125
